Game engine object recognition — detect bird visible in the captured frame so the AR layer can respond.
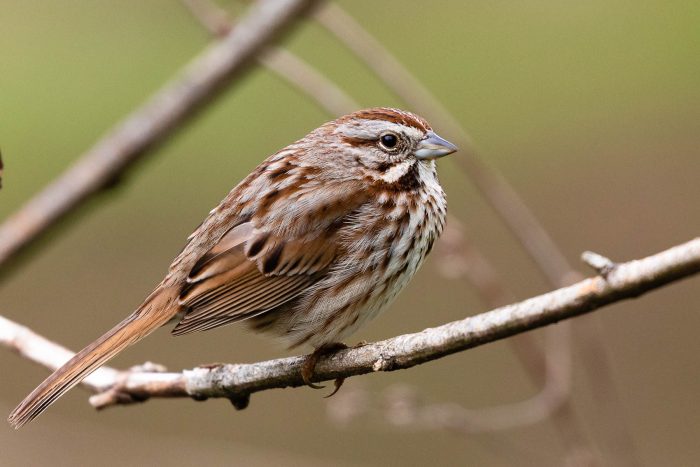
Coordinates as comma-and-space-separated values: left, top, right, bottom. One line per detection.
8, 107, 457, 428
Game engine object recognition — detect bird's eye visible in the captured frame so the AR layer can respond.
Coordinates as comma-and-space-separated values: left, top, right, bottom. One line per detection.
379, 133, 399, 150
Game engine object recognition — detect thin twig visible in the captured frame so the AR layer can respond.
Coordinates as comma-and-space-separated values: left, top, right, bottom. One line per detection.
182, 0, 357, 116
436, 220, 549, 381
326, 382, 562, 465
434, 227, 572, 430
582, 250, 617, 277
3, 238, 697, 413
0, 0, 320, 271
379, 373, 567, 434
0, 315, 120, 392
182, 0, 234, 36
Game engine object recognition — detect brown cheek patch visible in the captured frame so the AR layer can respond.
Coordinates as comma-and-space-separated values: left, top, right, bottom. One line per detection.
375, 161, 391, 173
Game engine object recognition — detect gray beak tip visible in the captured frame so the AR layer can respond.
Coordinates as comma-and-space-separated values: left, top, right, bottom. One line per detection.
415, 131, 458, 160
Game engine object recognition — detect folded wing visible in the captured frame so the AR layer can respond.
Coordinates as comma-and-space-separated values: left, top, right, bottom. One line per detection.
172, 221, 338, 335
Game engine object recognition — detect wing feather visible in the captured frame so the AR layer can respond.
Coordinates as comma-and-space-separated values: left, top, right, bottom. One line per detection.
172, 222, 337, 336
173, 274, 313, 335
172, 172, 368, 337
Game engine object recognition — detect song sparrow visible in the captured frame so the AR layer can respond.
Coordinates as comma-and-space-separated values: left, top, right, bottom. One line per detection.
9, 107, 456, 428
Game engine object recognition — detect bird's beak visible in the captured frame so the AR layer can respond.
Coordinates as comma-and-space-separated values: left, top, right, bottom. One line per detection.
414, 131, 458, 160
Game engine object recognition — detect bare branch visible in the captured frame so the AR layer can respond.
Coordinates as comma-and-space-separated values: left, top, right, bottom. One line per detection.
582, 250, 617, 277
327, 326, 571, 434
4, 239, 698, 413
436, 220, 553, 381
0, 315, 119, 393
182, 0, 357, 116
353, 376, 567, 434
0, 0, 321, 269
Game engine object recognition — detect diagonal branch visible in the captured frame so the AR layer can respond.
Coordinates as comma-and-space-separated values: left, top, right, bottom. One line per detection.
0, 315, 120, 393
182, 0, 358, 116
0, 0, 320, 271
4, 238, 698, 413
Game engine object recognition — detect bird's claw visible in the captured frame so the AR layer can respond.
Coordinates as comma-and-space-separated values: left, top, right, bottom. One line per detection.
324, 377, 346, 398
301, 343, 349, 391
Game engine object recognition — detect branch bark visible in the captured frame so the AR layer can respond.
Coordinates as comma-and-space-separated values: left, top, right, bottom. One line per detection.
4, 238, 698, 413
0, 0, 320, 270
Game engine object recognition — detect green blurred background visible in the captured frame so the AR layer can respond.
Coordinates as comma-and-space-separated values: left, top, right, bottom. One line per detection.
1, 1, 699, 465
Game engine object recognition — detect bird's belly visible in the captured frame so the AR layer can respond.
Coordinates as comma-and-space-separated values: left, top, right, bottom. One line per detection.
296, 225, 434, 348
267, 185, 445, 349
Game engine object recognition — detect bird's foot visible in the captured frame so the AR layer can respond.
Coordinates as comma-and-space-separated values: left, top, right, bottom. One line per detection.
302, 342, 349, 392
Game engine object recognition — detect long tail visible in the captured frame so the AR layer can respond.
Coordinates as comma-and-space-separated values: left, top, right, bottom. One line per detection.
8, 289, 177, 429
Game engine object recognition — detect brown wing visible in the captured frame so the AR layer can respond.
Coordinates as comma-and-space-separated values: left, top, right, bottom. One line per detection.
172, 221, 337, 336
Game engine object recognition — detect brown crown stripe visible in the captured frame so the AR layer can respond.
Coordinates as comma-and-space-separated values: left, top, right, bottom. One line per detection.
340, 107, 431, 132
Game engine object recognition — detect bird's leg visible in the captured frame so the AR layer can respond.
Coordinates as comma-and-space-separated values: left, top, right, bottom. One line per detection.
301, 342, 348, 391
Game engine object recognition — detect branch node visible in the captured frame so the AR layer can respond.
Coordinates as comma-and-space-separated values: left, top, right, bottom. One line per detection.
197, 362, 226, 370
581, 251, 617, 278
372, 357, 385, 372
228, 393, 250, 410
90, 388, 150, 410
130, 361, 168, 373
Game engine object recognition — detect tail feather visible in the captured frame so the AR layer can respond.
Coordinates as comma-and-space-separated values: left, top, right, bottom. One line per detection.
8, 293, 175, 429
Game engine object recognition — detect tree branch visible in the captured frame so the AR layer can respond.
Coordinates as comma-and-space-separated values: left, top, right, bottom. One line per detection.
0, 315, 119, 393
182, 0, 358, 117
4, 238, 698, 413
0, 0, 320, 271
